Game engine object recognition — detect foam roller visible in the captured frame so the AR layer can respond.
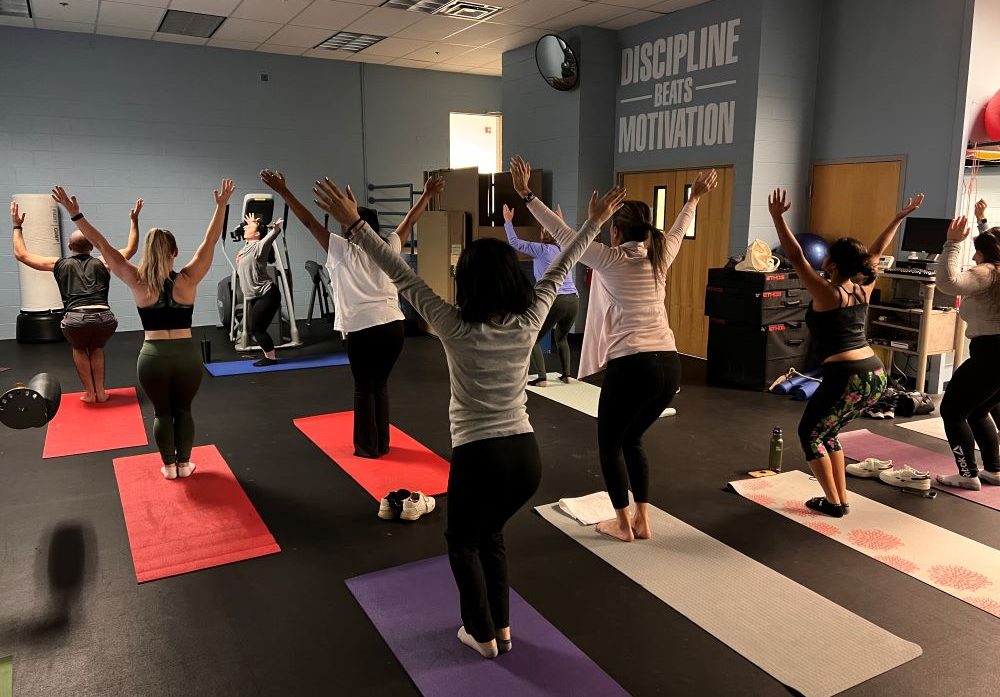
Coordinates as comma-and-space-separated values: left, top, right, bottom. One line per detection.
0, 373, 62, 429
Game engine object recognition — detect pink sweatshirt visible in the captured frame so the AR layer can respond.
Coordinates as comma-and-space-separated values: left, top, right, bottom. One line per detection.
527, 198, 696, 378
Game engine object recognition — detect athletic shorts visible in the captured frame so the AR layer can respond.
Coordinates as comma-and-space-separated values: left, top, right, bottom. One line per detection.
61, 310, 118, 350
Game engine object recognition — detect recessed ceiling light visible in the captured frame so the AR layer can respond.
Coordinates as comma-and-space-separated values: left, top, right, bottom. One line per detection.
157, 10, 225, 39
316, 31, 387, 53
381, 0, 502, 21
0, 0, 31, 18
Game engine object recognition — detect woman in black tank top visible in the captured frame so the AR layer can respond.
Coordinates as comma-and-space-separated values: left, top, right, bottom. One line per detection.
768, 189, 923, 517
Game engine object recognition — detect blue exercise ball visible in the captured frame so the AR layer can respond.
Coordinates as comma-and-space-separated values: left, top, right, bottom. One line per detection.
788, 233, 828, 270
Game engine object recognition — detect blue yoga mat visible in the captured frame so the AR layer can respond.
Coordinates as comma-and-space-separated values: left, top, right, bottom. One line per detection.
791, 379, 821, 401
205, 353, 350, 377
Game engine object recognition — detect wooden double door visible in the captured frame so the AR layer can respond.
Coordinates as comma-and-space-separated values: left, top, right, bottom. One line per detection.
620, 167, 734, 358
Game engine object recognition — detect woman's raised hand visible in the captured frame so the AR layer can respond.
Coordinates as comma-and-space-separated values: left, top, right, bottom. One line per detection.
10, 201, 25, 227
768, 188, 791, 219
424, 175, 445, 197
588, 185, 627, 227
691, 169, 719, 198
130, 198, 144, 221
260, 169, 287, 194
502, 204, 514, 223
947, 216, 970, 242
897, 193, 924, 219
214, 179, 235, 206
51, 186, 81, 217
314, 178, 360, 228
510, 155, 532, 196
976, 198, 988, 220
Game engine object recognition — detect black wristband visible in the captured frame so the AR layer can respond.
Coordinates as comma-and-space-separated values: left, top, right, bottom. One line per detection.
522, 192, 535, 204
346, 217, 364, 236
70, 212, 84, 222
13, 225, 23, 231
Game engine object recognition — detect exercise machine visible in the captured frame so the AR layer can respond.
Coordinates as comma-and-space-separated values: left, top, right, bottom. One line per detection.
0, 373, 62, 429
216, 194, 302, 352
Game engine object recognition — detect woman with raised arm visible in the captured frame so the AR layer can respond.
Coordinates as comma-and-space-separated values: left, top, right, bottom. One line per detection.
52, 180, 235, 480
260, 169, 443, 458
768, 189, 923, 516
934, 217, 1000, 490
235, 213, 284, 366
313, 174, 624, 660
511, 156, 716, 542
502, 203, 579, 385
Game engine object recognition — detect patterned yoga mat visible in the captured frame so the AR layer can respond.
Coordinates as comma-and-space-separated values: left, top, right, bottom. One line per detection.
730, 470, 1000, 619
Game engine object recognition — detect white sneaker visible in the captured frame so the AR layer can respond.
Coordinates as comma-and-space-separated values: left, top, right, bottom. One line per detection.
980, 471, 1000, 486
846, 458, 893, 478
160, 464, 178, 480
879, 466, 931, 491
401, 492, 436, 521
177, 462, 197, 478
867, 410, 885, 419
936, 473, 982, 491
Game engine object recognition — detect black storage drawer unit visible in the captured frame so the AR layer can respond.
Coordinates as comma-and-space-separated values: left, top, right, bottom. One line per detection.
706, 268, 803, 292
705, 285, 807, 324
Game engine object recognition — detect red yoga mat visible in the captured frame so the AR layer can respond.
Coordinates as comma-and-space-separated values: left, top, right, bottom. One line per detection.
294, 411, 450, 501
113, 444, 280, 582
43, 387, 148, 458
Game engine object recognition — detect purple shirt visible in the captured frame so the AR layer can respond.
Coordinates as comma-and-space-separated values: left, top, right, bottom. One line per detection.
504, 221, 578, 296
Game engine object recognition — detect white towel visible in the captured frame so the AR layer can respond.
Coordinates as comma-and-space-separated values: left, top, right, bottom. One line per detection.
557, 491, 617, 526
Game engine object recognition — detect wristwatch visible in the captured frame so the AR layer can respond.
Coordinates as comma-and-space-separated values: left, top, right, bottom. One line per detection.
521, 192, 535, 204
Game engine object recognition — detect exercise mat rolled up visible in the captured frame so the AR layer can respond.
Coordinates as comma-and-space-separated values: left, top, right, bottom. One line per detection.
0, 373, 62, 429
791, 379, 820, 401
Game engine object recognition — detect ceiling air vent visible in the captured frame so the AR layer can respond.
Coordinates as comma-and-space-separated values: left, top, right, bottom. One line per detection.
0, 0, 31, 18
381, 0, 502, 21
157, 10, 225, 38
316, 31, 387, 52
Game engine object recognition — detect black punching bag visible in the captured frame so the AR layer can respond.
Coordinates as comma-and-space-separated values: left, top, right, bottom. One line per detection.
0, 373, 62, 429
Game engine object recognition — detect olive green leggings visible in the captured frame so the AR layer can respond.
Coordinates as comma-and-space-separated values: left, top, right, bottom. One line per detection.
137, 339, 203, 465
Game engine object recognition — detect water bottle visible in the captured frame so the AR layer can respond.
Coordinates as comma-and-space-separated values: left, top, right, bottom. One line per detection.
768, 427, 783, 472
200, 338, 212, 364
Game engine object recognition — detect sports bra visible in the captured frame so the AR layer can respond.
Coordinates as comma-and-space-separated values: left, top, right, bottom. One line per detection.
805, 284, 870, 361
137, 273, 194, 331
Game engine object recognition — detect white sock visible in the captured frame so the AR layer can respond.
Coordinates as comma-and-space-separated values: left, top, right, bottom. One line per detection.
936, 473, 982, 490
161, 464, 178, 480
457, 627, 497, 658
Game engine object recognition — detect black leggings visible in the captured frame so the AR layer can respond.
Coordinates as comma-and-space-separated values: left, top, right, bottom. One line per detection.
345, 320, 405, 458
136, 339, 203, 465
797, 356, 886, 461
941, 335, 1000, 476
530, 293, 579, 378
446, 432, 541, 643
598, 351, 680, 510
248, 286, 281, 353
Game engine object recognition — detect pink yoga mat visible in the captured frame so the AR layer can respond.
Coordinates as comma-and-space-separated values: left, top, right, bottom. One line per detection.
840, 429, 1000, 511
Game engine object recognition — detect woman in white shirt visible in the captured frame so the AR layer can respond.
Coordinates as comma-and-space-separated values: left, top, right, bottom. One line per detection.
512, 156, 717, 542
260, 169, 442, 458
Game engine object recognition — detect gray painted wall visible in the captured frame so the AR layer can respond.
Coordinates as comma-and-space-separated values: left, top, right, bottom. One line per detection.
0, 26, 500, 340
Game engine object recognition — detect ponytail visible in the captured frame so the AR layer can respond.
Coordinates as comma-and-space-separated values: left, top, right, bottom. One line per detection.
612, 201, 669, 283
137, 228, 178, 294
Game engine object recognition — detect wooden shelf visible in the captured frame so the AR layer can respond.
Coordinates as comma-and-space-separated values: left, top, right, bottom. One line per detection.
869, 343, 952, 357
869, 304, 952, 315
871, 320, 919, 333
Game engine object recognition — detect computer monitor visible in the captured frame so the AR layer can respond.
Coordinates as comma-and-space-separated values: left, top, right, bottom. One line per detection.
900, 217, 950, 254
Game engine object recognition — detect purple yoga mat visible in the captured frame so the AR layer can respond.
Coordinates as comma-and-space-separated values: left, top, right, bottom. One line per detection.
840, 428, 1000, 510
346, 556, 629, 697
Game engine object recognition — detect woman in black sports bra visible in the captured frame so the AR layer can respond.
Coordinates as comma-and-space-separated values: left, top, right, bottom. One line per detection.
52, 180, 235, 480
768, 189, 923, 517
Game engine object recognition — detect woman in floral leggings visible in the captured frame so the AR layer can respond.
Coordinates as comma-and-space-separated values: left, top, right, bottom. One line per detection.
769, 188, 923, 517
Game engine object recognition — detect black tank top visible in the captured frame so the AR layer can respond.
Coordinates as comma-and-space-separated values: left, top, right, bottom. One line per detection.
52, 255, 111, 310
805, 284, 870, 361
137, 273, 194, 330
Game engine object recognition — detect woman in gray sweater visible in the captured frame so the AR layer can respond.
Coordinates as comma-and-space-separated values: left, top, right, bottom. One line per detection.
935, 215, 1000, 490
313, 175, 625, 660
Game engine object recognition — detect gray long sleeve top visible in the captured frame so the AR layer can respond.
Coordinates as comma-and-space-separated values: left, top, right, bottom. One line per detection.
351, 218, 601, 447
937, 237, 1000, 339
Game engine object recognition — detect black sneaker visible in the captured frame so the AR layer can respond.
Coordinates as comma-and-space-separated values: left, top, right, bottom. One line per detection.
253, 357, 278, 367
378, 489, 410, 520
805, 496, 845, 518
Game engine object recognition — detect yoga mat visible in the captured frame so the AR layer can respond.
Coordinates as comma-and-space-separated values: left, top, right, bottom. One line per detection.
43, 387, 147, 458
536, 500, 921, 697
527, 373, 676, 419
346, 556, 629, 697
294, 411, 449, 501
897, 416, 993, 449
730, 470, 1000, 619
791, 380, 820, 401
113, 444, 280, 582
205, 352, 349, 377
0, 656, 10, 697
840, 429, 1000, 510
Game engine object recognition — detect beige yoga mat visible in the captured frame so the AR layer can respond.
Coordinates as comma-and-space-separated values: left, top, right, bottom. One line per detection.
536, 500, 921, 697
896, 416, 994, 449
527, 373, 676, 419
730, 470, 1000, 618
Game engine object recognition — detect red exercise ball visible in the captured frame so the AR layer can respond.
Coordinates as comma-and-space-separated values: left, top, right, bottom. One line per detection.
986, 89, 1000, 141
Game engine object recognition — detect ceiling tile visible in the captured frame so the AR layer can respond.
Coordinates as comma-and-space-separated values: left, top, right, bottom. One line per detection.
167, 0, 241, 16
107, 0, 169, 6
449, 46, 502, 67
31, 0, 98, 23
403, 41, 473, 63
599, 9, 660, 30
601, 0, 667, 9
213, 18, 281, 42
207, 37, 261, 50
344, 7, 422, 35
153, 32, 207, 44
463, 65, 501, 76
291, 1, 370, 30
336, 0, 384, 5
256, 43, 308, 55
97, 25, 155, 39
231, 0, 313, 24
447, 20, 524, 47
35, 19, 94, 32
97, 2, 165, 31
545, 3, 633, 31
267, 24, 335, 48
305, 47, 359, 60
0, 16, 34, 27
492, 0, 587, 28
390, 57, 436, 70
393, 15, 471, 42
346, 53, 394, 64
648, 0, 709, 12
483, 27, 546, 51
361, 36, 429, 58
